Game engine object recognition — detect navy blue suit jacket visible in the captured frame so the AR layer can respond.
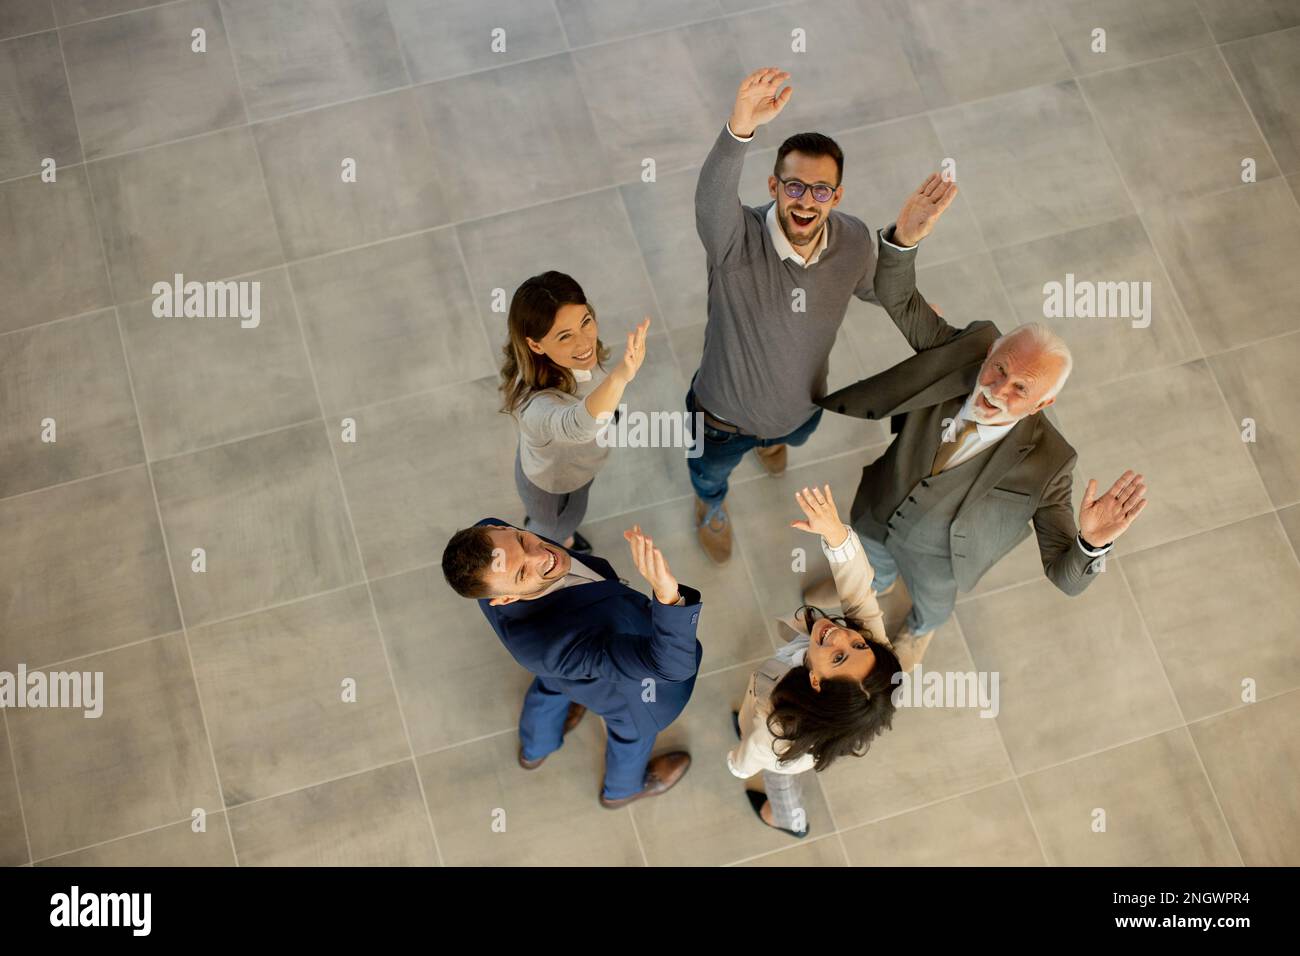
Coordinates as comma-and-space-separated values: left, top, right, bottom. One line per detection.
473, 518, 704, 740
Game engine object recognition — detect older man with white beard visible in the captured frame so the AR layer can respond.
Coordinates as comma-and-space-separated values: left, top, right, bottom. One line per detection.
806, 174, 1149, 668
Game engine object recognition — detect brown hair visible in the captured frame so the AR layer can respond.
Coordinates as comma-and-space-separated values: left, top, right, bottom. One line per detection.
441, 525, 498, 599
499, 271, 610, 415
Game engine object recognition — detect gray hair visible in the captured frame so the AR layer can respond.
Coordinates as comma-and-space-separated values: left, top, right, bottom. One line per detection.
991, 322, 1073, 400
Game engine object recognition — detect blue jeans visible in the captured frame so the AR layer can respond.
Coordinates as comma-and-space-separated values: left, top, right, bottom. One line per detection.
685, 385, 823, 520
857, 532, 958, 637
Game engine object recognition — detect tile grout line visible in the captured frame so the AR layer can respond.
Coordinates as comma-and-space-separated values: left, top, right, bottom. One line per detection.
950, 614, 1052, 866
219, 0, 446, 866
0, 708, 35, 866
51, 16, 245, 868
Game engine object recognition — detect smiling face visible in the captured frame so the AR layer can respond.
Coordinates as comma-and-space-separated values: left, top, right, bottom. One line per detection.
971, 332, 1067, 425
482, 526, 572, 605
769, 150, 842, 251
804, 616, 877, 689
526, 302, 599, 373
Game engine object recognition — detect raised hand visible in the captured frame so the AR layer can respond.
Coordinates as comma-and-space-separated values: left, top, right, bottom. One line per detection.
893, 173, 959, 247
624, 524, 680, 605
790, 484, 849, 549
729, 68, 792, 138
1079, 470, 1148, 547
612, 316, 651, 385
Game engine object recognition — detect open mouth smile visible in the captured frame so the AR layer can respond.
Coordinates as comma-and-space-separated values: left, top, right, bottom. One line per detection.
792, 212, 816, 227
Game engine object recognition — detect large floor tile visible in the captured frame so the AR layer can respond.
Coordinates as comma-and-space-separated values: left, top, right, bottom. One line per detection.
931, 81, 1132, 248
37, 815, 236, 866
0, 309, 143, 497
53, 1, 170, 25
1044, 0, 1213, 74
958, 570, 1182, 773
580, 497, 772, 673
992, 216, 1199, 388
0, 31, 80, 180
386, 0, 566, 83
370, 564, 534, 755
1145, 179, 1300, 353
1194, 0, 1300, 42
120, 268, 319, 460
0, 465, 179, 671
417, 725, 644, 866
0, 718, 29, 866
253, 88, 451, 260
1020, 727, 1240, 865
227, 760, 438, 865
6, 634, 222, 860
1210, 331, 1300, 505
816, 617, 1014, 827
457, 188, 658, 357
1081, 48, 1279, 208
1052, 360, 1272, 553
60, 0, 243, 159
1222, 27, 1300, 176
571, 20, 742, 175
885, 0, 1072, 109
841, 781, 1044, 866
331, 376, 519, 579
1279, 504, 1300, 557
414, 54, 612, 222
620, 168, 707, 332
630, 666, 836, 865
152, 421, 363, 626
0, 166, 111, 334
728, 0, 926, 136
189, 585, 409, 805
830, 115, 985, 268
1189, 690, 1300, 865
220, 0, 406, 121
737, 837, 849, 867
0, 0, 54, 40
1122, 515, 1300, 720
87, 127, 283, 305
554, 0, 722, 46
290, 229, 490, 413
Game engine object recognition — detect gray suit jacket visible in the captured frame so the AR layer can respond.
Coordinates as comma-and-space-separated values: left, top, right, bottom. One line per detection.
817, 225, 1105, 595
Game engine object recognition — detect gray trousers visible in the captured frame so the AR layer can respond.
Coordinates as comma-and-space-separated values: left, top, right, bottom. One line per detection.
763, 769, 810, 832
858, 530, 959, 636
514, 449, 593, 543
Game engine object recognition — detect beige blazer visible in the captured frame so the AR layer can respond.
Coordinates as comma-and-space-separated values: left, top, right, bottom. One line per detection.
727, 527, 890, 778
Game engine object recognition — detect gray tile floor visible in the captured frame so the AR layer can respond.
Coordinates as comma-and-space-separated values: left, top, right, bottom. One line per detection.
1, 0, 1298, 867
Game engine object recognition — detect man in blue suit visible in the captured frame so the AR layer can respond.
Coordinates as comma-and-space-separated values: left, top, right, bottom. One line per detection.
441, 519, 703, 807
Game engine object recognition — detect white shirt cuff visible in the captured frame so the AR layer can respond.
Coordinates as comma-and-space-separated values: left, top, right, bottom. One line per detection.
725, 121, 754, 143
1076, 534, 1112, 557
820, 525, 857, 563
880, 224, 917, 252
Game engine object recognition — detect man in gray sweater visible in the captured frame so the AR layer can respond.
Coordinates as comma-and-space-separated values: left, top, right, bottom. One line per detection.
688, 68, 882, 563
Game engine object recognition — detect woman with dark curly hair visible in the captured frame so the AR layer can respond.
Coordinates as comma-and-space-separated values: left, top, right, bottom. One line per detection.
728, 483, 902, 837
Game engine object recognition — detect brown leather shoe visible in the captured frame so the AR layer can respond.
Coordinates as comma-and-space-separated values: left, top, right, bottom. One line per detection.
563, 703, 586, 734
695, 497, 732, 565
599, 751, 691, 808
518, 703, 588, 770
754, 443, 787, 476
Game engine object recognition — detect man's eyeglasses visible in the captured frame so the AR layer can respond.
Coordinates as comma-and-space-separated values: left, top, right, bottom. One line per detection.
778, 177, 838, 204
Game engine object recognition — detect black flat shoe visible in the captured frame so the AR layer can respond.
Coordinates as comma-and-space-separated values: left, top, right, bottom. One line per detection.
745, 789, 808, 839
570, 531, 593, 554
732, 710, 741, 740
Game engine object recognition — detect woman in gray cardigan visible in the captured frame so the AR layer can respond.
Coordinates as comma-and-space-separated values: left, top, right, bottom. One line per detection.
499, 271, 650, 552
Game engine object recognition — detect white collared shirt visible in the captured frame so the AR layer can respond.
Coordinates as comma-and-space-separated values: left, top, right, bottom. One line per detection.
939, 393, 1018, 472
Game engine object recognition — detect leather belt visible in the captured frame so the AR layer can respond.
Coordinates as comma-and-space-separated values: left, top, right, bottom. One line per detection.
693, 397, 748, 436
